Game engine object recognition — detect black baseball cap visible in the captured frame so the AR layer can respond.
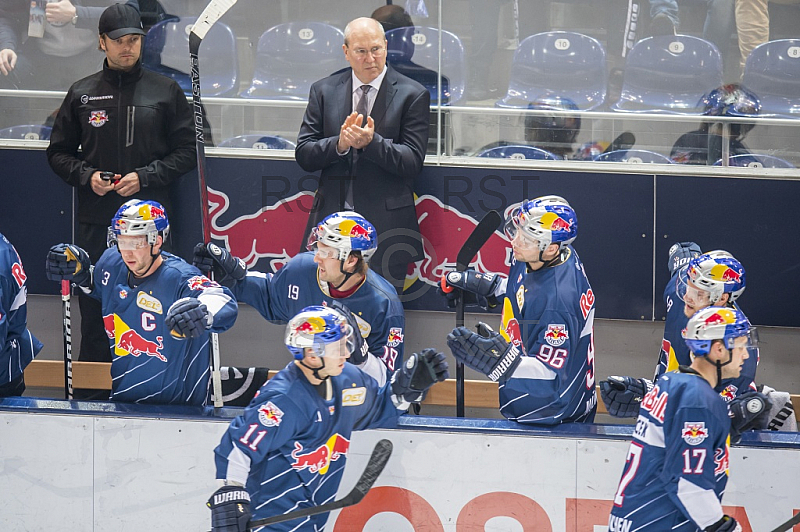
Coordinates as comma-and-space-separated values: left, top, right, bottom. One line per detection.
99, 3, 146, 39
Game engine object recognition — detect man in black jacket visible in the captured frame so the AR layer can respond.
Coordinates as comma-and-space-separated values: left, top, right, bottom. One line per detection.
46, 3, 195, 397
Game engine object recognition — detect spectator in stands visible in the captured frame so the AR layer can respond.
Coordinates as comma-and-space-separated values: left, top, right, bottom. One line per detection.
735, 0, 800, 71
0, 232, 43, 397
46, 2, 196, 399
670, 83, 759, 165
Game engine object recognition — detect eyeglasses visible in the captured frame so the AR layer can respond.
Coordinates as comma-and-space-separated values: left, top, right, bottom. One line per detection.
350, 46, 386, 59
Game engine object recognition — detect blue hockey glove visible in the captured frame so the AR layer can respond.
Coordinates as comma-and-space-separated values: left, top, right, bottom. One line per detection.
46, 244, 92, 288
193, 243, 247, 287
600, 376, 654, 418
705, 515, 741, 532
328, 299, 369, 365
207, 485, 251, 532
166, 297, 212, 339
438, 270, 500, 310
728, 390, 772, 444
447, 323, 520, 382
391, 348, 449, 409
668, 241, 701, 276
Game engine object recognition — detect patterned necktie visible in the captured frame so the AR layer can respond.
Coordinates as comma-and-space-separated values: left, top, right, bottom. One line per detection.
355, 84, 370, 126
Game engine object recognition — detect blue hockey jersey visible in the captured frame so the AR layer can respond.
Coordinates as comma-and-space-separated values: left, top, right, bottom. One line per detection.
655, 267, 758, 400
91, 248, 238, 405
609, 368, 731, 531
232, 252, 405, 375
214, 362, 402, 531
497, 246, 597, 425
0, 233, 42, 386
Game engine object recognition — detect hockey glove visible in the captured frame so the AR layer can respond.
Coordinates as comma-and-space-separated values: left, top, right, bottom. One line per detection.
447, 323, 521, 382
705, 515, 742, 532
193, 243, 247, 287
391, 348, 449, 409
46, 244, 92, 288
438, 270, 500, 310
328, 299, 369, 365
728, 390, 772, 444
166, 297, 212, 339
207, 485, 251, 532
600, 376, 654, 418
668, 241, 701, 276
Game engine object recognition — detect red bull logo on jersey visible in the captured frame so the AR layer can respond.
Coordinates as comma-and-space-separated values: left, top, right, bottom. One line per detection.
290, 434, 350, 474
88, 110, 108, 127
207, 188, 313, 271
257, 401, 283, 427
708, 264, 743, 283
386, 327, 404, 347
539, 211, 572, 232
682, 422, 709, 445
714, 446, 729, 475
186, 275, 218, 291
703, 308, 737, 327
117, 329, 167, 362
544, 324, 569, 347
103, 314, 116, 339
719, 384, 738, 402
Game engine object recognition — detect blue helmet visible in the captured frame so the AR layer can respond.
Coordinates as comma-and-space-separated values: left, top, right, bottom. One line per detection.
504, 195, 578, 251
680, 250, 746, 305
108, 199, 169, 247
701, 84, 760, 140
285, 306, 356, 360
683, 306, 756, 356
307, 212, 377, 262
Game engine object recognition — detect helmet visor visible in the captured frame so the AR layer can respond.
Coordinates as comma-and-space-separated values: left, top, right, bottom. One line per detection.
117, 235, 150, 251
677, 268, 711, 307
725, 328, 758, 351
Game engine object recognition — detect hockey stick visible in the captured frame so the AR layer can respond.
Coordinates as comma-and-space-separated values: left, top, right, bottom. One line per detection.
441, 210, 503, 417
189, 0, 237, 409
61, 280, 73, 400
770, 511, 800, 532
246, 439, 393, 530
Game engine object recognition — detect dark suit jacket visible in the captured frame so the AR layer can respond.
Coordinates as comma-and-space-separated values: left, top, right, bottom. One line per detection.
296, 65, 430, 269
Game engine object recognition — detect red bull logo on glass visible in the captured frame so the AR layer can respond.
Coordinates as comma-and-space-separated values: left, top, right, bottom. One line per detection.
257, 401, 284, 427
117, 329, 167, 362
290, 434, 350, 474
681, 422, 709, 445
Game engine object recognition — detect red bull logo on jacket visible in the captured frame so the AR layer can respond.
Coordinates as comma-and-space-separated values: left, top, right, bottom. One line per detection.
257, 401, 284, 427
544, 324, 569, 347
681, 422, 709, 445
88, 110, 108, 127
290, 434, 350, 475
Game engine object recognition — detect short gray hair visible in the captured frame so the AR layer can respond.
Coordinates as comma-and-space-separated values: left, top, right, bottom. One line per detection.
343, 17, 385, 47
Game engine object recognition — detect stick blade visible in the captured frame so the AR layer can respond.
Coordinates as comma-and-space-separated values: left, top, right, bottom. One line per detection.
456, 210, 503, 271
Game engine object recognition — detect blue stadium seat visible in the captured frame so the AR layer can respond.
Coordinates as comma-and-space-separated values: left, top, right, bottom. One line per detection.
496, 31, 607, 111
611, 35, 723, 114
594, 149, 674, 163
217, 135, 296, 150
241, 22, 347, 100
742, 39, 800, 118
714, 154, 795, 168
0, 125, 51, 140
143, 16, 239, 97
385, 26, 465, 105
477, 145, 561, 160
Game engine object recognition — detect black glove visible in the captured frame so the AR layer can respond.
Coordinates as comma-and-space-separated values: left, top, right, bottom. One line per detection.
166, 297, 212, 339
728, 390, 772, 444
46, 244, 92, 287
599, 376, 654, 418
328, 299, 369, 365
391, 348, 449, 407
438, 270, 500, 310
447, 323, 521, 382
668, 241, 701, 276
705, 515, 741, 532
207, 485, 251, 532
193, 243, 247, 286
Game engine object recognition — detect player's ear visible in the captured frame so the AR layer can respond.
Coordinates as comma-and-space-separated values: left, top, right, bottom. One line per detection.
718, 293, 731, 306
98, 35, 106, 52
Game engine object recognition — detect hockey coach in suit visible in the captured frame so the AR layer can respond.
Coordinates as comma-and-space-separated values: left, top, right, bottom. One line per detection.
296, 16, 430, 295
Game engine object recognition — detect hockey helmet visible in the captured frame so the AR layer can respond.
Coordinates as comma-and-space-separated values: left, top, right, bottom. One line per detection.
307, 212, 377, 262
524, 96, 581, 153
504, 195, 578, 251
678, 250, 746, 305
285, 305, 356, 360
701, 84, 760, 140
108, 199, 169, 248
682, 306, 756, 356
